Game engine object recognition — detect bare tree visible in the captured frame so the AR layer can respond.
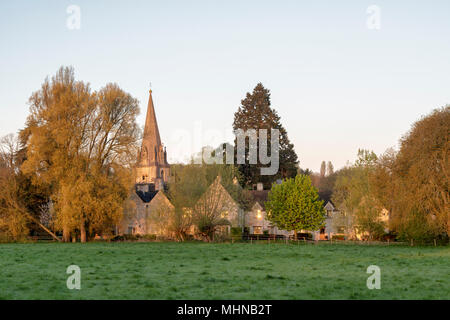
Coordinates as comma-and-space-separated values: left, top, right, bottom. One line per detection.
327, 161, 334, 176
320, 161, 326, 177
193, 176, 233, 242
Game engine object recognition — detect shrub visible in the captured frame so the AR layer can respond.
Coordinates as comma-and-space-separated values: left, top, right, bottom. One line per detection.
111, 234, 139, 242
296, 232, 313, 240
140, 234, 157, 241
230, 227, 242, 240
332, 234, 346, 241
111, 235, 125, 242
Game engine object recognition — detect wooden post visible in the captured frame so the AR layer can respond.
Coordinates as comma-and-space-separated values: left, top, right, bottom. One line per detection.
434, 239, 437, 247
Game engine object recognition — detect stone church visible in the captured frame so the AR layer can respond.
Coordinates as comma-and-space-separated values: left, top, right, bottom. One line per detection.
119, 89, 174, 235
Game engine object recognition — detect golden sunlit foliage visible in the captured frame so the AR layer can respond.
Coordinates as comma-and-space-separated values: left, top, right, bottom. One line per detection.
333, 107, 449, 242
20, 67, 140, 242
332, 150, 387, 240
389, 106, 449, 239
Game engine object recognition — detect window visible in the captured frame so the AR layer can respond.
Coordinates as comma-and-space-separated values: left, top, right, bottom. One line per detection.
253, 226, 262, 234
217, 225, 229, 235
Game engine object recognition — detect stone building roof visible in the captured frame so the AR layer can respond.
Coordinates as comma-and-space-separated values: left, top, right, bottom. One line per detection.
135, 183, 159, 203
324, 201, 336, 211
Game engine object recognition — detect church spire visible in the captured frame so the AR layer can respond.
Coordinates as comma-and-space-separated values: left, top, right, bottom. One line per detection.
142, 89, 162, 149
136, 88, 170, 186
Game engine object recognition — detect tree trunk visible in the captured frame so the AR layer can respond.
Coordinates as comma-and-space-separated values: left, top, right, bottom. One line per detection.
63, 226, 70, 242
80, 221, 86, 243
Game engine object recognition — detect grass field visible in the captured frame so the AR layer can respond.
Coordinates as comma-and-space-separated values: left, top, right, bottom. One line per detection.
0, 242, 449, 300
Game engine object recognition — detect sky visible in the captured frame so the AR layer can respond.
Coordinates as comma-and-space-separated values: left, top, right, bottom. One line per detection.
1, 0, 449, 172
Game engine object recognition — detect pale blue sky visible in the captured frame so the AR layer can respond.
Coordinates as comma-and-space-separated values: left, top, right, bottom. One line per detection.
1, 0, 449, 172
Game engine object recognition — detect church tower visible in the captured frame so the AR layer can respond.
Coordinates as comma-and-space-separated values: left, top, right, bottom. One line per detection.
135, 89, 170, 189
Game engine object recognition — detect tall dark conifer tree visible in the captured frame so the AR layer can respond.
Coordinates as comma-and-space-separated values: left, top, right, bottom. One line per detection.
233, 83, 298, 188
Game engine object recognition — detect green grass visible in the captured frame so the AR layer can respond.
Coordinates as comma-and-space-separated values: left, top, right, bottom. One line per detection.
0, 242, 449, 299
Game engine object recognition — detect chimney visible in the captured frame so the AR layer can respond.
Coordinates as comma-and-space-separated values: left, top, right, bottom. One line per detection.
256, 182, 264, 191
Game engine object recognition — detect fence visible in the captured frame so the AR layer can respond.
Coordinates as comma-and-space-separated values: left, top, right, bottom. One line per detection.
234, 234, 447, 246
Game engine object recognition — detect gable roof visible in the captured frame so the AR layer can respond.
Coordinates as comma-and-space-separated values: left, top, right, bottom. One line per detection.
251, 201, 264, 211
324, 201, 335, 211
148, 191, 174, 209
194, 175, 240, 211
